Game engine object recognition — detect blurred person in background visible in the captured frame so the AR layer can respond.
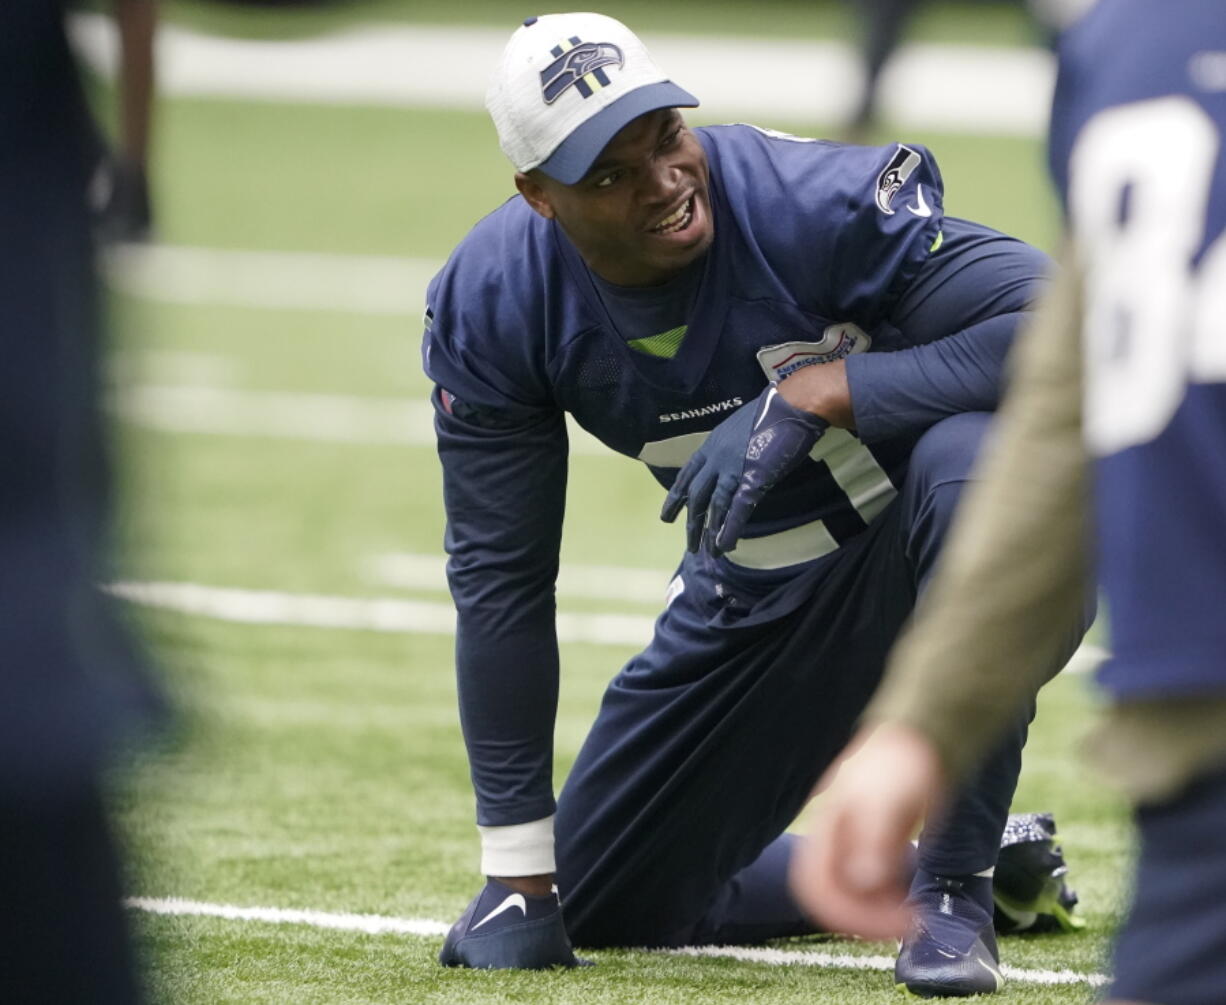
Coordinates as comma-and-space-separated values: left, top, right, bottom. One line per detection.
844, 0, 1055, 141
425, 11, 1088, 995
845, 0, 927, 140
1, 1, 163, 1001
793, 2, 1226, 1002
90, 0, 158, 242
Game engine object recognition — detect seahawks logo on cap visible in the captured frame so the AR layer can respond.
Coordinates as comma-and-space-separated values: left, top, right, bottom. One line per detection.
540, 38, 624, 104
875, 144, 922, 215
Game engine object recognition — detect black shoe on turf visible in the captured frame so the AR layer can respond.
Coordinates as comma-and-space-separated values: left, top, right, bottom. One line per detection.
438, 879, 590, 970
895, 872, 1004, 998
992, 812, 1085, 934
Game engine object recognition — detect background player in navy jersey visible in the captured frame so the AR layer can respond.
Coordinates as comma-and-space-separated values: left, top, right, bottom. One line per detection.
425, 12, 1085, 992
2, 2, 163, 1000
791, 1, 1226, 1001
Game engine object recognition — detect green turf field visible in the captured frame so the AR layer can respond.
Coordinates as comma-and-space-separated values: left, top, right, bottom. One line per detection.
156, 0, 1038, 47
96, 12, 1126, 1003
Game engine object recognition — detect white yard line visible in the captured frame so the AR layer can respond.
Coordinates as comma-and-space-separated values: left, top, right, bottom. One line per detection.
107, 577, 1109, 672
103, 243, 439, 317
676, 945, 1110, 988
108, 350, 239, 387
1065, 643, 1108, 675
125, 896, 1108, 987
109, 384, 610, 456
126, 897, 450, 937
368, 554, 1109, 668
366, 552, 671, 605
108, 580, 660, 648
68, 13, 1053, 136
111, 385, 436, 445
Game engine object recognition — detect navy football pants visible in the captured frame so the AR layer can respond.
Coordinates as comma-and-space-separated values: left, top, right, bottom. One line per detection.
555, 412, 1071, 947
1110, 761, 1226, 1005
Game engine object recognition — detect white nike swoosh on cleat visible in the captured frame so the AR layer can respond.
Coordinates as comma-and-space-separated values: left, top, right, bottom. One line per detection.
906, 184, 933, 218
976, 957, 1004, 989
471, 893, 527, 931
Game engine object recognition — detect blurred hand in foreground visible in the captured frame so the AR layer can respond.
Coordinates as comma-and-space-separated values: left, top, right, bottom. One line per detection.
789, 722, 945, 940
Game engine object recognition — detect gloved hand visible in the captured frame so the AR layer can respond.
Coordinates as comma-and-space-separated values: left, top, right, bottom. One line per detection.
660, 382, 829, 555
438, 878, 591, 969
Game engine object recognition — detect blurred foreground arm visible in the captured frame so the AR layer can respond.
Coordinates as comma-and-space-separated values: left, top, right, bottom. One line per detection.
115, 0, 155, 172
92, 0, 156, 241
791, 253, 1091, 937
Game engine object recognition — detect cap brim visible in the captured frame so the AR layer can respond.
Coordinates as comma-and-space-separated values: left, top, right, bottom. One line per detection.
535, 81, 700, 185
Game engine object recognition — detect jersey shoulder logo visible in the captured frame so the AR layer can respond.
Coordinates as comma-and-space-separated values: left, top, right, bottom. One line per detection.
875, 144, 923, 215
540, 39, 624, 104
755, 325, 872, 382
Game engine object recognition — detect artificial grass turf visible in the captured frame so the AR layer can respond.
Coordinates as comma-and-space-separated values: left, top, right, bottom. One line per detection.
106, 295, 428, 398
120, 604, 1121, 1005
131, 99, 1057, 259
100, 23, 1095, 1000
111, 336, 1121, 1003
112, 412, 682, 596
135, 912, 1105, 1005
151, 0, 1037, 49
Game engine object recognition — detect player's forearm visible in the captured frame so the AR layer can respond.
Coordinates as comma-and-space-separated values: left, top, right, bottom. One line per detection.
456, 611, 561, 828
434, 397, 569, 839
865, 260, 1088, 782
114, 0, 156, 166
446, 498, 564, 829
453, 594, 561, 875
842, 218, 1052, 440
452, 570, 561, 870
845, 310, 1023, 441
776, 359, 854, 427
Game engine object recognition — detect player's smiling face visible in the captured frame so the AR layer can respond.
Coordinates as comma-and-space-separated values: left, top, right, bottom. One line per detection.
515, 109, 714, 287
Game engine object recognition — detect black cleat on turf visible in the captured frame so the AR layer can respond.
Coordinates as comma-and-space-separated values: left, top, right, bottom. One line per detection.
895, 872, 1004, 998
992, 812, 1086, 935
438, 879, 591, 969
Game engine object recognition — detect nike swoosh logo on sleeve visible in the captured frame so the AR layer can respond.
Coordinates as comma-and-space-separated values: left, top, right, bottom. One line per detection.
906, 185, 933, 218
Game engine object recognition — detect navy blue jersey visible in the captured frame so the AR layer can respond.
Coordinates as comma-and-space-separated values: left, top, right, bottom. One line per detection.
1051, 1, 1226, 700
424, 125, 1048, 825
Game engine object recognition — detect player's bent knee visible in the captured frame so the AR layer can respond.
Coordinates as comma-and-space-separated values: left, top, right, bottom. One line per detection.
907, 411, 993, 491
899, 412, 994, 578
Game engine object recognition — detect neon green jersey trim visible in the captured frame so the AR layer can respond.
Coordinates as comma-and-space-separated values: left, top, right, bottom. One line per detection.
627, 324, 688, 359
930, 230, 945, 253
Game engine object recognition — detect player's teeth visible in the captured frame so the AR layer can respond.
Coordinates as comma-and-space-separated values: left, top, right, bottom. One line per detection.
653, 199, 692, 233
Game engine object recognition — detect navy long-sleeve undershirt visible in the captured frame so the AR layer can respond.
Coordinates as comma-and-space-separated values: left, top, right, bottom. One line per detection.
849, 217, 1052, 441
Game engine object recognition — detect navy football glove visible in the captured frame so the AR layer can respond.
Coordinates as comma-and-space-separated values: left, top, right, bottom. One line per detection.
438, 879, 590, 970
660, 383, 829, 555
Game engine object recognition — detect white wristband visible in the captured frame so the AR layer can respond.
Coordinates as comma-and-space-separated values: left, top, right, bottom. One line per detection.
478, 816, 556, 877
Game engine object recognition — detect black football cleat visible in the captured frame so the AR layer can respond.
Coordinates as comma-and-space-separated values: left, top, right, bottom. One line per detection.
992, 812, 1086, 934
439, 879, 591, 970
895, 872, 1004, 998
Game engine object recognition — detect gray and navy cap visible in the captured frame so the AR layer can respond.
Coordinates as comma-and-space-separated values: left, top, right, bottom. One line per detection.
485, 12, 700, 184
